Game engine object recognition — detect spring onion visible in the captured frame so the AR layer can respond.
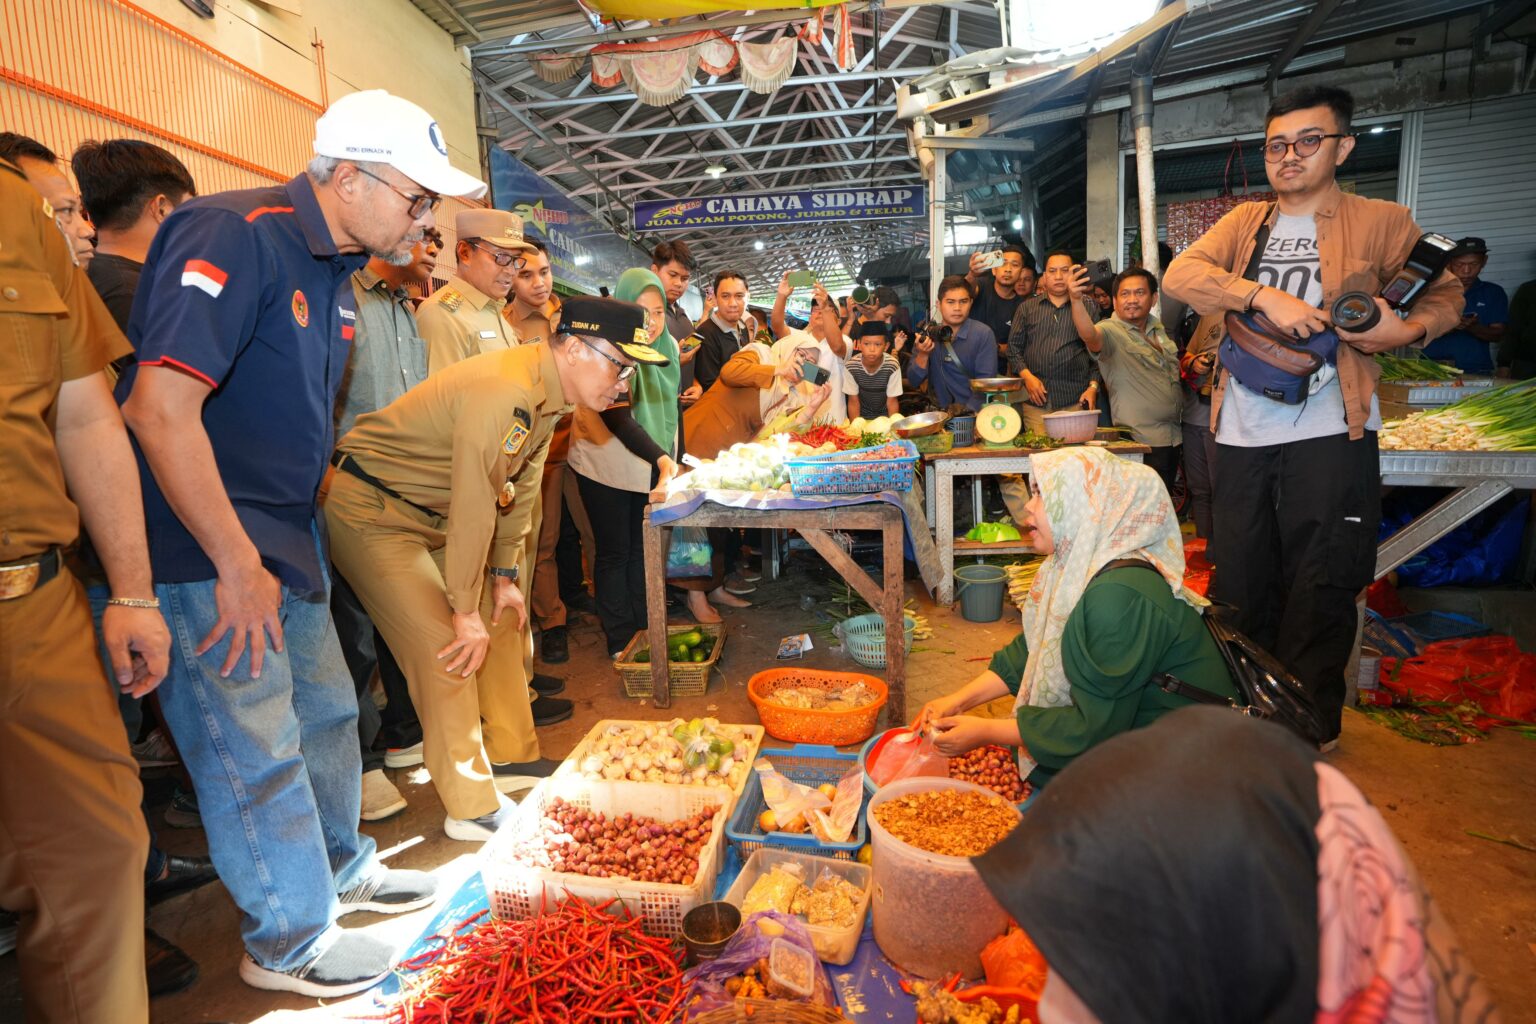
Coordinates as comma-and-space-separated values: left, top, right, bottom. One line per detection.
1380, 380, 1536, 451
1374, 353, 1464, 382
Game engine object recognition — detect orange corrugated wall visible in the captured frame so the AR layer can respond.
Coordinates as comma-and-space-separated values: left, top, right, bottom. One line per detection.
1, 0, 479, 254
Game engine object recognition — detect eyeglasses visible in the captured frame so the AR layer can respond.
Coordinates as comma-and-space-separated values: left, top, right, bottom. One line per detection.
1262, 133, 1349, 163
469, 240, 528, 269
354, 166, 441, 219
577, 337, 635, 382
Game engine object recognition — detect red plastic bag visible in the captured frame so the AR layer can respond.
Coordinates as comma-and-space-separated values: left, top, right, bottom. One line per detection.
979, 927, 1047, 996
866, 729, 949, 787
1380, 636, 1536, 723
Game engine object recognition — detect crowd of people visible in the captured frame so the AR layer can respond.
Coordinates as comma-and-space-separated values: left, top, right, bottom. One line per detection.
0, 77, 1516, 1024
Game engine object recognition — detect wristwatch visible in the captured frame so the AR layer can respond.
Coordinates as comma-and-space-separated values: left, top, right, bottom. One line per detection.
489, 566, 519, 581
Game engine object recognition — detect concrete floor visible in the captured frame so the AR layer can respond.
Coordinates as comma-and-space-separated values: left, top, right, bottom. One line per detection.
2, 553, 1532, 1023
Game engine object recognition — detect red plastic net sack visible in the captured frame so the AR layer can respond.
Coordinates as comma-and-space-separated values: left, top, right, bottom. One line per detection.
1379, 637, 1536, 724
1183, 538, 1212, 597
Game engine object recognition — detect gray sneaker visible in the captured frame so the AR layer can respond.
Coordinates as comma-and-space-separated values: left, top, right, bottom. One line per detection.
338, 869, 437, 916
238, 931, 392, 997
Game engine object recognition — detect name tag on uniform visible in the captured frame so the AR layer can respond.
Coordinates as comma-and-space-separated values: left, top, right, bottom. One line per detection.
479, 330, 498, 339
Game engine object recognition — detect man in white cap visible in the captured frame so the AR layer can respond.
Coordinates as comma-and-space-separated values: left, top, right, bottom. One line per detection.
117, 90, 483, 997
418, 208, 536, 373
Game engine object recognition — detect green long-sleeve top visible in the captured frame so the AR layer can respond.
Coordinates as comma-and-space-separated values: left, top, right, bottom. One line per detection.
988, 566, 1238, 786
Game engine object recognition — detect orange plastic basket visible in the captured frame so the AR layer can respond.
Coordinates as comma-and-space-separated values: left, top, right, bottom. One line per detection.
747, 669, 888, 746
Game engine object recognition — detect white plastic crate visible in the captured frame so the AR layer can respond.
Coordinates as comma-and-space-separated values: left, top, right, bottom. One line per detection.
482, 777, 730, 940
553, 719, 766, 816
722, 848, 871, 966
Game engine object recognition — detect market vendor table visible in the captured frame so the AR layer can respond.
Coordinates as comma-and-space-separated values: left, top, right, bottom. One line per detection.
643, 498, 910, 718
923, 443, 1149, 605
1375, 450, 1536, 578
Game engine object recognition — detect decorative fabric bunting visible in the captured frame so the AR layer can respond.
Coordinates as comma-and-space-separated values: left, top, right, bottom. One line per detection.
590, 30, 739, 105
737, 37, 798, 95
530, 51, 584, 84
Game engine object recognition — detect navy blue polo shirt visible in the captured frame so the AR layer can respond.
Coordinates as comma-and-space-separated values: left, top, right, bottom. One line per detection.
1422, 277, 1508, 374
117, 174, 367, 593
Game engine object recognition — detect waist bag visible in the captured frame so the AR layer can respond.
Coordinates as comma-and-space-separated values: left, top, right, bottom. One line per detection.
1219, 310, 1339, 405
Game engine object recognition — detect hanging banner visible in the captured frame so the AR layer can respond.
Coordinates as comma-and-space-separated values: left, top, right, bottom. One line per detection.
488, 148, 649, 296
634, 184, 926, 234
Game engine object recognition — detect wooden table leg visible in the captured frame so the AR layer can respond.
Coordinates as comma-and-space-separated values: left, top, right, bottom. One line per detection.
882, 516, 906, 724
641, 508, 672, 708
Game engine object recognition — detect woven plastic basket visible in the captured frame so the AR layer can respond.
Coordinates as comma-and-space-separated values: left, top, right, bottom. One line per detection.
784, 439, 918, 497
687, 1000, 846, 1023
725, 744, 867, 860
838, 613, 914, 670
613, 623, 725, 699
747, 669, 888, 746
948, 415, 976, 447
911, 430, 954, 454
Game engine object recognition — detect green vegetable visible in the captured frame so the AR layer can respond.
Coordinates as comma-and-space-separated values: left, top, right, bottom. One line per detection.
634, 648, 650, 663
709, 736, 734, 757
1381, 380, 1536, 451
965, 521, 1022, 543
1374, 353, 1464, 382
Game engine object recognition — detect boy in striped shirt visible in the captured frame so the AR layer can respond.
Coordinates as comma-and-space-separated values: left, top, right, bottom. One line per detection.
844, 321, 902, 419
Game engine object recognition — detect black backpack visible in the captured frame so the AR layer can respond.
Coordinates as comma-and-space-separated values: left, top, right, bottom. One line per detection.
1095, 559, 1330, 747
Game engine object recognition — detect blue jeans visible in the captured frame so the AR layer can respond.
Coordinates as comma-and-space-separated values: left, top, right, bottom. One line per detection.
153, 574, 377, 971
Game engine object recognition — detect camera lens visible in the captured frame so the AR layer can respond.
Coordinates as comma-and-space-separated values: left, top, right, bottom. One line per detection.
1331, 291, 1380, 333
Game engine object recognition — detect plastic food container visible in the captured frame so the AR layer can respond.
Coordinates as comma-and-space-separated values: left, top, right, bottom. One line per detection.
767, 937, 816, 999
722, 848, 872, 965
866, 777, 1020, 980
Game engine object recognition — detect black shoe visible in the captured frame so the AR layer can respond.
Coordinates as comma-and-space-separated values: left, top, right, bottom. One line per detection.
564, 591, 597, 616
531, 673, 565, 697
146, 928, 199, 997
531, 696, 573, 726
491, 757, 562, 794
540, 626, 569, 664
338, 868, 438, 916
146, 854, 219, 905
238, 931, 392, 997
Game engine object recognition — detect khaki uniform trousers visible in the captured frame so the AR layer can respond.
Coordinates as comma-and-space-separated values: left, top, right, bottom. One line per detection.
0, 570, 149, 1023
324, 473, 538, 822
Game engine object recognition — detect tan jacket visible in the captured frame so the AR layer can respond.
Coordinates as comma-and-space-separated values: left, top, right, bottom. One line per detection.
1163, 185, 1463, 440
336, 343, 570, 613
682, 348, 776, 459
505, 296, 574, 464
417, 275, 519, 376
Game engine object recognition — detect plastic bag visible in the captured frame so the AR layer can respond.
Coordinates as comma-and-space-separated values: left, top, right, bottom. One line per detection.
682, 911, 836, 1013
808, 765, 862, 844
1380, 637, 1536, 723
754, 759, 831, 833
980, 927, 1048, 996
666, 525, 713, 578
865, 729, 949, 788
742, 864, 806, 916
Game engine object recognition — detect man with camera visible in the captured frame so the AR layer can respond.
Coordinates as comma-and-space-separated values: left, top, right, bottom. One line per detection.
1006, 250, 1104, 435
908, 275, 998, 412
1164, 85, 1462, 746
966, 245, 1030, 360
1068, 266, 1183, 493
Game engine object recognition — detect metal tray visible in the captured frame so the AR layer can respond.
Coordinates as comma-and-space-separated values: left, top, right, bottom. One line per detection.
892, 411, 948, 437
1379, 450, 1536, 487
970, 376, 1023, 393
1377, 377, 1496, 406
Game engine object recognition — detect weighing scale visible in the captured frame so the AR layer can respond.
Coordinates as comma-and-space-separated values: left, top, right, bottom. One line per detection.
969, 377, 1024, 448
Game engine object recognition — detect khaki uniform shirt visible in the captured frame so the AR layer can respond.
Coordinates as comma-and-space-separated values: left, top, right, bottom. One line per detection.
418, 275, 520, 376
336, 343, 571, 614
0, 157, 131, 562
1163, 184, 1463, 441
505, 295, 574, 465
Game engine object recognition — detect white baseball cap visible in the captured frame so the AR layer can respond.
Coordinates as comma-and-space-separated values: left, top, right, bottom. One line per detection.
313, 90, 487, 199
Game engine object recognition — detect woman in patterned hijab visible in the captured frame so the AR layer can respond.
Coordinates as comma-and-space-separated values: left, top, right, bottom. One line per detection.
919, 446, 1239, 787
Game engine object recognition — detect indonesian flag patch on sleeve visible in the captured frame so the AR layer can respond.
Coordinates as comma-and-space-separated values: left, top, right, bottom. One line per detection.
181, 259, 228, 298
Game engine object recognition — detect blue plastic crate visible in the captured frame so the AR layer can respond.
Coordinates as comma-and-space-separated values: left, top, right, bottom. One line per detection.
784, 439, 918, 497
725, 744, 867, 860
1364, 609, 1491, 659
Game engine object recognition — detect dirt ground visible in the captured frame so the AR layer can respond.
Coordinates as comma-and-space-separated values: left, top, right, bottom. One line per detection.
2, 553, 1532, 1024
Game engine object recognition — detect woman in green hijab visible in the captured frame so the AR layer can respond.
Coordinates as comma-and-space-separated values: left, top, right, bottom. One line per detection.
568, 268, 687, 656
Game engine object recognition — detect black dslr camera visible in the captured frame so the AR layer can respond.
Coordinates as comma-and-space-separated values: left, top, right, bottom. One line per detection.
1332, 233, 1457, 333
916, 319, 954, 346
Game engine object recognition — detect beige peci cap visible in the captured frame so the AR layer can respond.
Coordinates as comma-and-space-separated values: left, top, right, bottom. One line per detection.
456, 208, 536, 252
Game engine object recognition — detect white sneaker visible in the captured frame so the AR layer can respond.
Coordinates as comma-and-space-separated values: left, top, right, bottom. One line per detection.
360, 769, 407, 822
384, 741, 424, 769
338, 868, 436, 915
132, 729, 179, 768
238, 931, 392, 997
444, 795, 516, 842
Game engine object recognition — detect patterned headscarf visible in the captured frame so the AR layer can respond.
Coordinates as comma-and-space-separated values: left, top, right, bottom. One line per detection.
1014, 446, 1204, 716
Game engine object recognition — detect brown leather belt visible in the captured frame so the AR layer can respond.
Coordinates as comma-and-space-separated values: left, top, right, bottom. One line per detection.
0, 547, 62, 601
